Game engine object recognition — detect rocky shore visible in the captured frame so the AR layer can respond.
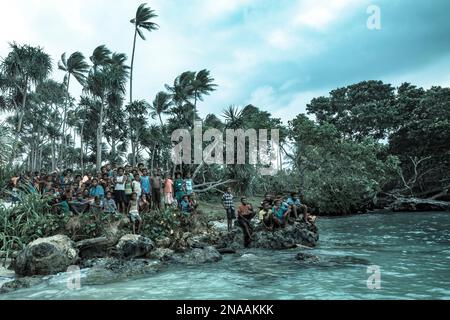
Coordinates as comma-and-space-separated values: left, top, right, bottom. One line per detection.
0, 219, 319, 294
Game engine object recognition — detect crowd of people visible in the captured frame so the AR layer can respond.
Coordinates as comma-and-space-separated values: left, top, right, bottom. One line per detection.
222, 187, 316, 247
9, 164, 198, 234
8, 165, 316, 241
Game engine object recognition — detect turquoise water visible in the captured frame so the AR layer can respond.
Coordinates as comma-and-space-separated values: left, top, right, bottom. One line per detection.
1, 212, 449, 300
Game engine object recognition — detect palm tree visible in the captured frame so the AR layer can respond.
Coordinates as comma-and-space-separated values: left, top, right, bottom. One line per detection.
85, 46, 129, 170
129, 3, 159, 104
191, 69, 217, 124
58, 52, 89, 168
222, 105, 244, 129
1, 43, 52, 164
90, 45, 112, 70
150, 91, 172, 126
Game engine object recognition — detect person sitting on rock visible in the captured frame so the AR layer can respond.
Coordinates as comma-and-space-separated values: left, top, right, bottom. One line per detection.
128, 192, 142, 234
260, 193, 274, 209
259, 201, 273, 231
188, 193, 198, 212
287, 192, 308, 222
69, 192, 91, 215
90, 196, 103, 219
272, 199, 290, 229
179, 195, 192, 215
238, 197, 255, 247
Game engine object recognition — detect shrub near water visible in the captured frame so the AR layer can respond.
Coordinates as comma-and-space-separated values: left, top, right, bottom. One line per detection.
0, 193, 69, 264
141, 208, 181, 240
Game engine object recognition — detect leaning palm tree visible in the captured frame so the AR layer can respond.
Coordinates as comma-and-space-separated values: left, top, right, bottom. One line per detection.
150, 91, 172, 126
58, 52, 89, 167
129, 3, 159, 104
222, 105, 244, 129
1, 43, 52, 164
191, 69, 217, 124
90, 45, 112, 70
85, 46, 129, 170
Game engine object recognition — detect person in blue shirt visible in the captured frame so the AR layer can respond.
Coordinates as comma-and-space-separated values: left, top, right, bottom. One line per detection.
272, 199, 290, 229
140, 168, 151, 202
286, 192, 308, 221
89, 178, 105, 199
179, 195, 192, 216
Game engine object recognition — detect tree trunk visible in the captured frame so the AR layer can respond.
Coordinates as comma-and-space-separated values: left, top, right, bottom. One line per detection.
151, 143, 156, 173
80, 123, 84, 175
96, 101, 104, 171
60, 74, 71, 170
51, 139, 56, 172
38, 147, 43, 172
130, 28, 137, 105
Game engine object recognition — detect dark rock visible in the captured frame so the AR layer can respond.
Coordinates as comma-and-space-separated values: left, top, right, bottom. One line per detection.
217, 221, 319, 250
147, 248, 175, 261
0, 276, 45, 294
391, 198, 450, 212
116, 235, 155, 260
172, 246, 222, 265
80, 257, 162, 286
217, 248, 237, 255
76, 237, 113, 260
14, 235, 78, 276
296, 252, 320, 264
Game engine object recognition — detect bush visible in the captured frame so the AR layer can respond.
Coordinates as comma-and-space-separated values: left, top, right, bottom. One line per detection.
141, 208, 181, 241
0, 193, 69, 265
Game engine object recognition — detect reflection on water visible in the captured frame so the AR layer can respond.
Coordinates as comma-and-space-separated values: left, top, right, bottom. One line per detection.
1, 212, 450, 300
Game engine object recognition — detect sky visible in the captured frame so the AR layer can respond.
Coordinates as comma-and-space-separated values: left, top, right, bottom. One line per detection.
1, 0, 450, 124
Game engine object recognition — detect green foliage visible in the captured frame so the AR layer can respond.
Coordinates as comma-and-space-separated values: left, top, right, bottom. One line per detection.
141, 208, 181, 240
0, 193, 69, 265
288, 115, 399, 214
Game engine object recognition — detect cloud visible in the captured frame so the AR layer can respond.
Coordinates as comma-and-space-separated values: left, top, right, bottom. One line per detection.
1, 0, 449, 127
293, 0, 367, 30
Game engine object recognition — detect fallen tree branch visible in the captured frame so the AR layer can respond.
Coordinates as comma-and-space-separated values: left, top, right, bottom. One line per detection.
194, 179, 237, 193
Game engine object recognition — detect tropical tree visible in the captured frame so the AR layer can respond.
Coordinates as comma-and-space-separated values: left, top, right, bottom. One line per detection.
58, 51, 89, 166
150, 91, 172, 126
190, 69, 217, 124
85, 46, 129, 170
129, 3, 159, 104
0, 43, 52, 163
126, 100, 149, 165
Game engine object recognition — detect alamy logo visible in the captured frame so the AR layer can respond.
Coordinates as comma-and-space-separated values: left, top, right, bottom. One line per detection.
367, 5, 381, 30
367, 265, 382, 290
67, 265, 81, 290
171, 122, 281, 176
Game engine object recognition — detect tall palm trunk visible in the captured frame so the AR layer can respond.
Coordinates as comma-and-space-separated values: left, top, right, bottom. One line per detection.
9, 78, 28, 166
193, 92, 198, 128
96, 100, 104, 171
51, 139, 56, 172
60, 74, 71, 169
80, 123, 84, 175
130, 28, 138, 105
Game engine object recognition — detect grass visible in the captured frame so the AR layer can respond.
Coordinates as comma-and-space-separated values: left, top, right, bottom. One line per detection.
197, 196, 263, 221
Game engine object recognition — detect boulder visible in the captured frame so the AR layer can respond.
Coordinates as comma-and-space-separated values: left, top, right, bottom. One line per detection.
296, 252, 320, 264
391, 198, 450, 212
14, 235, 78, 276
172, 246, 222, 265
116, 235, 155, 260
0, 276, 45, 294
80, 258, 162, 286
148, 248, 175, 261
155, 237, 172, 248
218, 221, 319, 250
76, 237, 113, 260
